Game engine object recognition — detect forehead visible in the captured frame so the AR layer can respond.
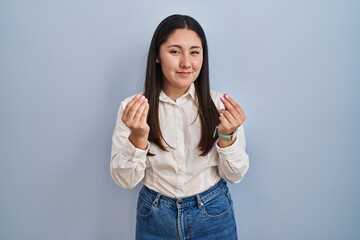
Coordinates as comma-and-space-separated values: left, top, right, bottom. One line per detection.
164, 29, 202, 46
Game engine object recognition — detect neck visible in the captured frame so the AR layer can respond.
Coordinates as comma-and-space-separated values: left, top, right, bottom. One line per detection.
162, 87, 190, 101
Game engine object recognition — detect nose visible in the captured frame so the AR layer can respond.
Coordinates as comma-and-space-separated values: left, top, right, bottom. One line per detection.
180, 54, 191, 69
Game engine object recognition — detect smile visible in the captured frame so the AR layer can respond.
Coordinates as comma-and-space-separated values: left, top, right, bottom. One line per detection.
177, 71, 192, 77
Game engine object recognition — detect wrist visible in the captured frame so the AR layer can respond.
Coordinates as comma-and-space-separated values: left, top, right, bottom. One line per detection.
218, 137, 236, 148
129, 132, 149, 150
213, 126, 237, 141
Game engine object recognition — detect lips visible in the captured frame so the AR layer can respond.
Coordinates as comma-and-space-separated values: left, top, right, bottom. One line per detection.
177, 71, 192, 77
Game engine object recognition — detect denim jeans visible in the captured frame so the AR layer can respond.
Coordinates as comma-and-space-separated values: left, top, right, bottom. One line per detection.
136, 179, 238, 240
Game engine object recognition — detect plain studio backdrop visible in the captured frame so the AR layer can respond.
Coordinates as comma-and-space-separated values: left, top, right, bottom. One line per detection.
0, 1, 359, 239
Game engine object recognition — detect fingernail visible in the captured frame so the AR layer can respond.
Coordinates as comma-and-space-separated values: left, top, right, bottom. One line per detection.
224, 94, 229, 99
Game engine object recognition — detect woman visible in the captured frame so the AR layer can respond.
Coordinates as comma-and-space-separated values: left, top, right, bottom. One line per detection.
110, 14, 249, 240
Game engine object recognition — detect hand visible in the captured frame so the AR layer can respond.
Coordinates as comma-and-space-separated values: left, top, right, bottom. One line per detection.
121, 95, 150, 149
218, 94, 246, 136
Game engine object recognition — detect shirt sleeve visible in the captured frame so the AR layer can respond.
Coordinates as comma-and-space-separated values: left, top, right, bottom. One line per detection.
110, 100, 149, 189
216, 125, 249, 183
210, 90, 249, 183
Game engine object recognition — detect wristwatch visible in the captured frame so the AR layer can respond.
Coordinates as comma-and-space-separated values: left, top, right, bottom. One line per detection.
213, 126, 237, 141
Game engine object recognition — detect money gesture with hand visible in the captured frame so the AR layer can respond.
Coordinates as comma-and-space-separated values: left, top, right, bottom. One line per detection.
218, 94, 246, 147
121, 94, 149, 150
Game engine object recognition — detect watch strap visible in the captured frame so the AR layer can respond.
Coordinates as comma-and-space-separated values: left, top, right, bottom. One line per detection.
213, 126, 235, 141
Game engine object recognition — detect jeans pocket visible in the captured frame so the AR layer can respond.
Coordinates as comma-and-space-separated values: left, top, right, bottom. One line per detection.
136, 195, 154, 218
200, 189, 233, 218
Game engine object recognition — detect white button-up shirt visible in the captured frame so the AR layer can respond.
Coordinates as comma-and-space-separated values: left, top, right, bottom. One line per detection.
110, 84, 249, 198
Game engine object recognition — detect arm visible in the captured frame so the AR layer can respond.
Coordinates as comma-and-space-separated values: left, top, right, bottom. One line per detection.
215, 94, 249, 183
216, 125, 249, 183
110, 95, 150, 188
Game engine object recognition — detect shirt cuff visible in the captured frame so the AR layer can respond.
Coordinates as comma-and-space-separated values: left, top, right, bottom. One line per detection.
124, 139, 150, 162
215, 136, 240, 154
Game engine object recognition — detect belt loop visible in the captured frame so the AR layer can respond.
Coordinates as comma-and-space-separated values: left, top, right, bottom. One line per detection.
196, 194, 203, 208
153, 193, 161, 208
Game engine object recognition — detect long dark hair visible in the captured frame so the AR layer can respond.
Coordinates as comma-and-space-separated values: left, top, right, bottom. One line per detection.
144, 14, 219, 156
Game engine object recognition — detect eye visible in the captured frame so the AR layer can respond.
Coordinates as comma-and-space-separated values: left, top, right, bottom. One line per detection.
170, 50, 180, 55
191, 51, 201, 55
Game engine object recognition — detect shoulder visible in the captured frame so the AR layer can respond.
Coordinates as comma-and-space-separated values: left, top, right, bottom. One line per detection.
210, 90, 224, 109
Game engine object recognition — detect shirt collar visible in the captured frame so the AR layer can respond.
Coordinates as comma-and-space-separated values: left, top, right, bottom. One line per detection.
159, 83, 196, 103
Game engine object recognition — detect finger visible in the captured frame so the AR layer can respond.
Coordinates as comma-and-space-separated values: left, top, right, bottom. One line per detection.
220, 99, 242, 124
132, 99, 148, 124
139, 102, 149, 124
219, 107, 245, 131
122, 95, 142, 120
219, 109, 237, 126
221, 94, 245, 117
218, 113, 233, 134
125, 95, 147, 121
221, 94, 246, 123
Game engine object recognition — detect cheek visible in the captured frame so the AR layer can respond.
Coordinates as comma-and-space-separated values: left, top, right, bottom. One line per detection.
160, 64, 175, 81
194, 59, 203, 71
161, 57, 177, 71
161, 63, 172, 76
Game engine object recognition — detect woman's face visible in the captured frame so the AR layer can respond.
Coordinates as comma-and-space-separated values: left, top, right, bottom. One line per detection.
158, 28, 203, 100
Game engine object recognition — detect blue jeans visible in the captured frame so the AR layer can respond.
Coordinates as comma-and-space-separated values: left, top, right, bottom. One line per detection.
136, 179, 238, 240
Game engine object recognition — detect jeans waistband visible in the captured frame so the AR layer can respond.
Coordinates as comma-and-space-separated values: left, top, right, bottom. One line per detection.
141, 179, 227, 208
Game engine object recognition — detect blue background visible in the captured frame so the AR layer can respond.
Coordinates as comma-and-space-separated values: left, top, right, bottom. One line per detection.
1, 0, 359, 239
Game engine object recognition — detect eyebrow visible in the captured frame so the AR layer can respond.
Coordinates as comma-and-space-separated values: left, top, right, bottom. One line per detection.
167, 44, 202, 49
